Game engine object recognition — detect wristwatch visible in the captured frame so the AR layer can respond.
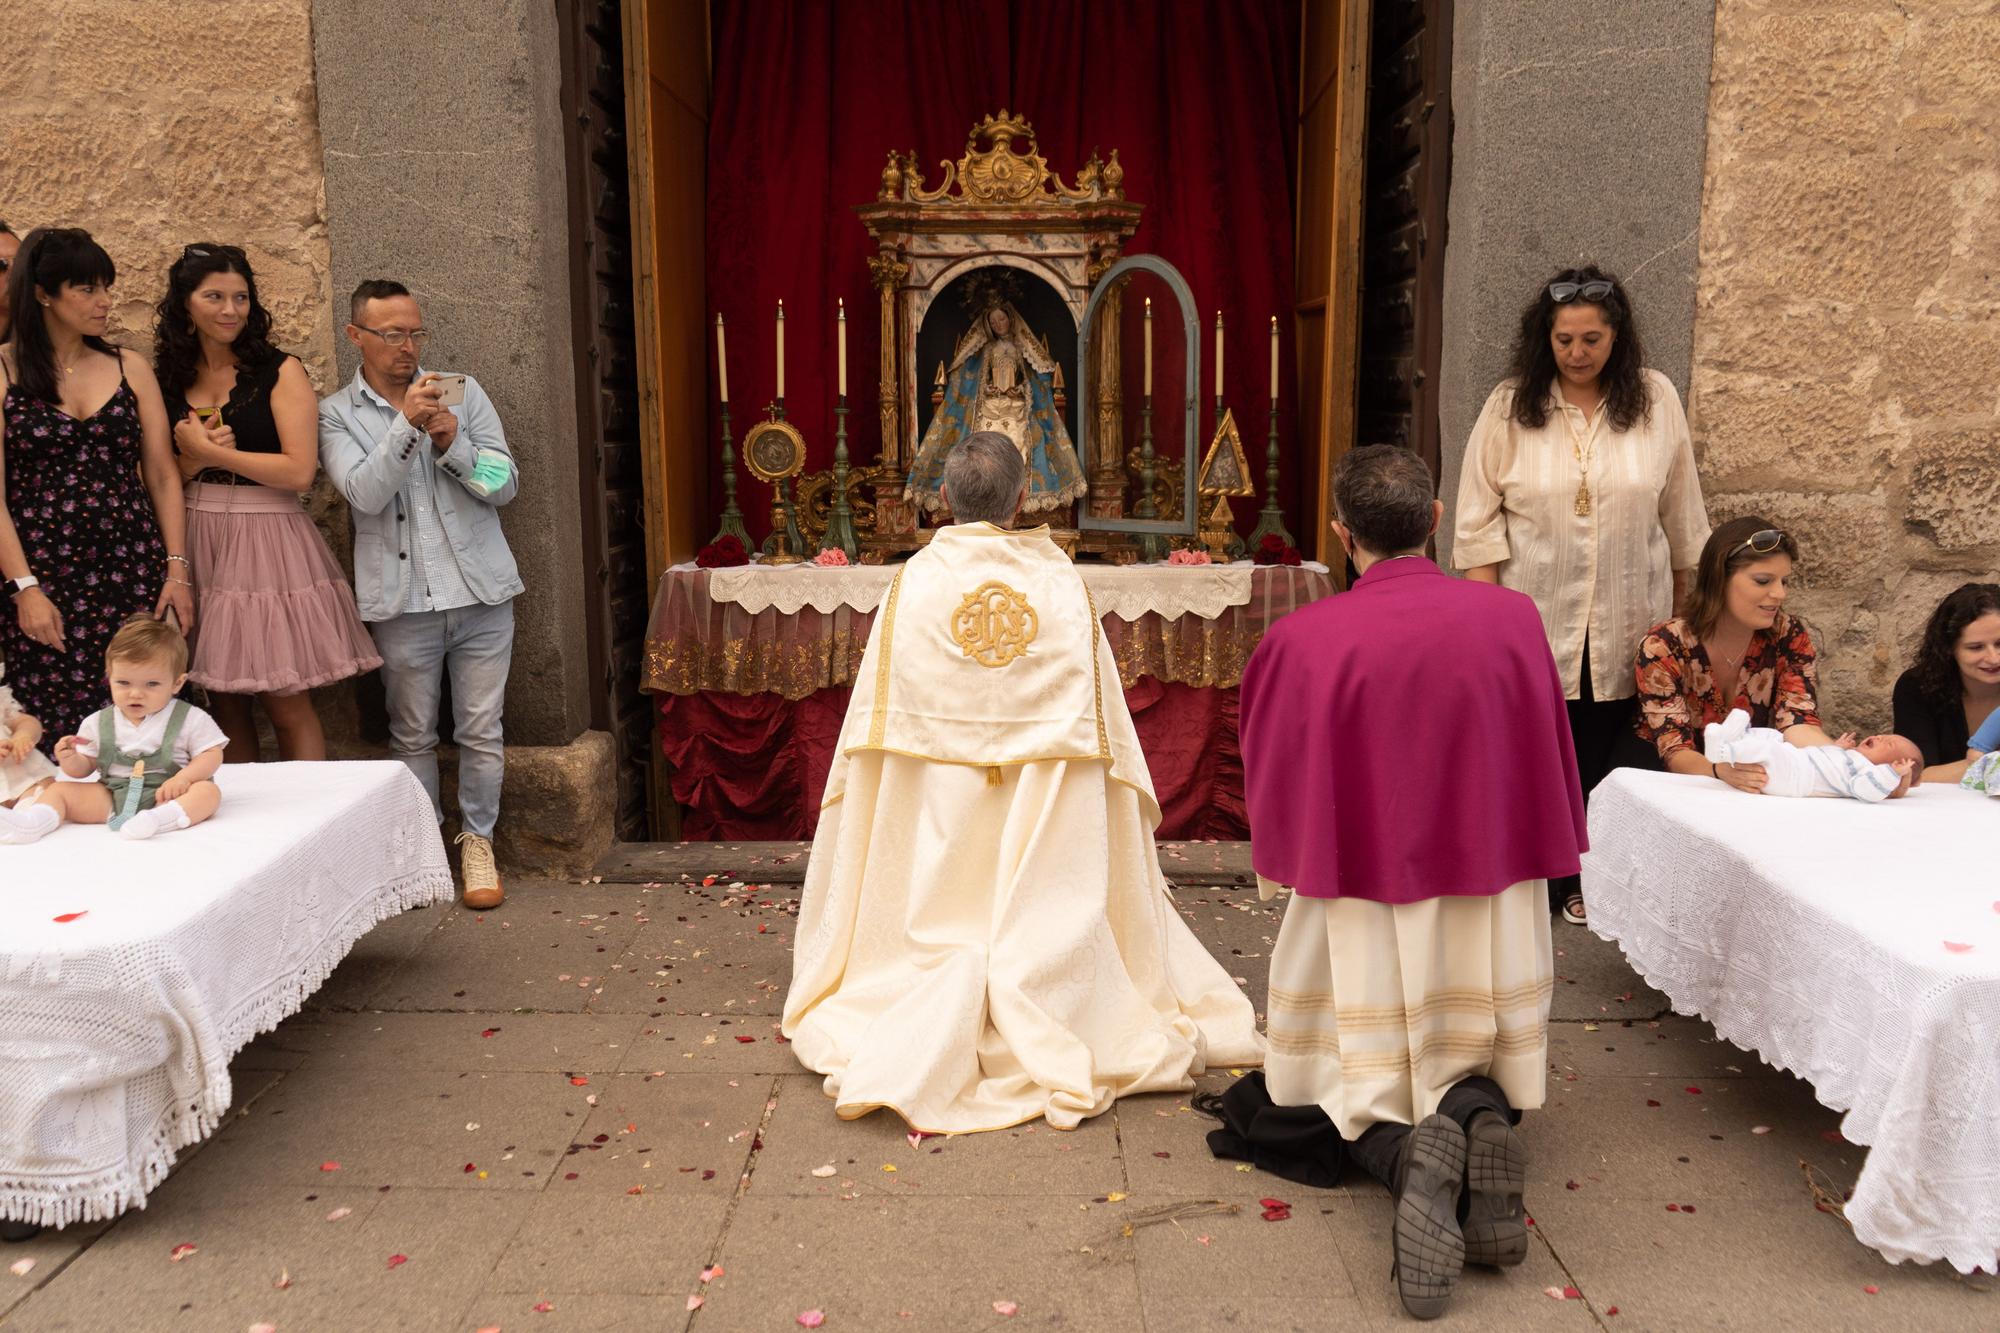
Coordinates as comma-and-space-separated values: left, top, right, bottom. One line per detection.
8, 574, 38, 597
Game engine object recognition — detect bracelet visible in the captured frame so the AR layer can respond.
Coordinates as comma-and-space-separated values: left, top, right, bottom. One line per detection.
166, 554, 190, 567
165, 577, 193, 588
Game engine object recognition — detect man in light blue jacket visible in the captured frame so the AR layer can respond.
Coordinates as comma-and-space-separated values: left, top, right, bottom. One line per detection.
319, 279, 523, 909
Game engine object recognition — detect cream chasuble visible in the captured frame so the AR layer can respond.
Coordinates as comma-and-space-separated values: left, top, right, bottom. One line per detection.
782, 523, 1264, 1132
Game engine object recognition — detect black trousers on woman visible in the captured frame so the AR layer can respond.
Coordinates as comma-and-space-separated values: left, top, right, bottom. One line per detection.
1553, 640, 1639, 912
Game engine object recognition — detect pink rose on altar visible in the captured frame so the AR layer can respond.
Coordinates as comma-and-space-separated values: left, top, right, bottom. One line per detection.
1166, 548, 1212, 566
813, 548, 850, 567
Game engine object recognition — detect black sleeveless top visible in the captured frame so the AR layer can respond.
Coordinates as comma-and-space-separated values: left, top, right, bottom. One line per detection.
165, 353, 289, 484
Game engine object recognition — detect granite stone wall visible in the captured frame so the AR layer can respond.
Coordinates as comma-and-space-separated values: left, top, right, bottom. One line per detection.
1690, 0, 2000, 731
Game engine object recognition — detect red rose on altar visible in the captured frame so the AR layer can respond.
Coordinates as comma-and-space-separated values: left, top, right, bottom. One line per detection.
1280, 546, 1301, 566
697, 535, 749, 568
1254, 534, 1301, 567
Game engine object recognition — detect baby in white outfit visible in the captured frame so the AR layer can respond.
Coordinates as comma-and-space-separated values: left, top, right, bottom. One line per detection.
1704, 709, 1920, 802
0, 678, 60, 807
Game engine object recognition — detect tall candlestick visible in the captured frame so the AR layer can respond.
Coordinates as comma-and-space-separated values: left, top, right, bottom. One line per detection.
715, 313, 729, 403
1143, 297, 1153, 395
1214, 311, 1225, 399
837, 298, 847, 397
776, 299, 786, 401
1269, 315, 1279, 402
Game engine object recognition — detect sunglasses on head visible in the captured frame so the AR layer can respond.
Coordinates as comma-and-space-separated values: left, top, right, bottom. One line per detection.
183, 243, 246, 261
1728, 529, 1787, 558
1549, 279, 1614, 303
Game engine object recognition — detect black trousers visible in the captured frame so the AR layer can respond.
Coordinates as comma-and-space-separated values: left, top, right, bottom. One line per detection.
1553, 640, 1638, 910
1201, 1072, 1517, 1193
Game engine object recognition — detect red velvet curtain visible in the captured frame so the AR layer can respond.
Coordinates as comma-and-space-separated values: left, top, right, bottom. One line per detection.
706, 0, 1302, 540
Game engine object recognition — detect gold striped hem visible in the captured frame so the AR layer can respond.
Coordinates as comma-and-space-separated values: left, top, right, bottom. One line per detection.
1084, 583, 1108, 758
1270, 979, 1555, 1023
1267, 1026, 1547, 1061
867, 568, 905, 748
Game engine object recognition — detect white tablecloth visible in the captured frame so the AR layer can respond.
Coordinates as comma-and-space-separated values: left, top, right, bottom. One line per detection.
0, 762, 452, 1227
698, 558, 1331, 621
1582, 769, 2000, 1272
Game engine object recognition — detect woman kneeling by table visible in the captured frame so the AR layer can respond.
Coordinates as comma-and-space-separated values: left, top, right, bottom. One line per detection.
1625, 517, 1839, 787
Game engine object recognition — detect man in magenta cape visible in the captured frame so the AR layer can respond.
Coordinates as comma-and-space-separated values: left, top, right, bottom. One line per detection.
1206, 445, 1584, 1321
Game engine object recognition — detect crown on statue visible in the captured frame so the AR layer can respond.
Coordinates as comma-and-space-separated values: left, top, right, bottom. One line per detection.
878, 110, 1125, 208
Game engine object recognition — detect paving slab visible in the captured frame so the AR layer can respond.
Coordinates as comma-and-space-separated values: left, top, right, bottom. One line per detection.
586, 898, 798, 1016
480, 1191, 730, 1297
1546, 1012, 1765, 1080
542, 1072, 771, 1196
1128, 1191, 1361, 1331
1529, 1193, 1994, 1330
699, 1195, 1149, 1330
5, 1187, 527, 1333
616, 1013, 799, 1075
258, 1009, 648, 1074
1324, 1198, 1603, 1330
177, 1065, 594, 1195
300, 899, 451, 1011
1550, 923, 1672, 1021
752, 1073, 1128, 1198
366, 888, 648, 1014
459, 1290, 708, 1330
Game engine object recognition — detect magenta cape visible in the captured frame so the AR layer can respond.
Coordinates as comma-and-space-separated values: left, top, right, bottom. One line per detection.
1240, 557, 1586, 903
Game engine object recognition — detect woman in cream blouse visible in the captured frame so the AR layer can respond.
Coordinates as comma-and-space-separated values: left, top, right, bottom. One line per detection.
1453, 265, 1709, 925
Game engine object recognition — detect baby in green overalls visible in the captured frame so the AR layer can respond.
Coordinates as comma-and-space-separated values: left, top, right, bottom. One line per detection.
0, 616, 226, 844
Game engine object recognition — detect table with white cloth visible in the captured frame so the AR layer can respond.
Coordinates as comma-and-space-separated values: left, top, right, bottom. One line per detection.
641, 559, 1334, 841
0, 761, 452, 1228
1582, 768, 2000, 1272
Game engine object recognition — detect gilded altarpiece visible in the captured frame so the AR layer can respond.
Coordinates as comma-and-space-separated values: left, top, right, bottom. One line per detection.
852, 112, 1144, 552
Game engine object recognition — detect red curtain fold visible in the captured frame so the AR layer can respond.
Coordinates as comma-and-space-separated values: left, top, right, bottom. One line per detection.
706, 0, 1302, 540
658, 682, 1248, 843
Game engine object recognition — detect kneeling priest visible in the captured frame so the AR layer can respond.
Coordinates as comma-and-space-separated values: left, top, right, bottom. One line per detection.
1210, 444, 1585, 1320
783, 432, 1262, 1133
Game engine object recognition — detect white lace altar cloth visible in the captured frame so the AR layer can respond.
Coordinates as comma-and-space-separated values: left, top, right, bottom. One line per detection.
1583, 769, 2000, 1272
705, 558, 1326, 621
0, 762, 452, 1227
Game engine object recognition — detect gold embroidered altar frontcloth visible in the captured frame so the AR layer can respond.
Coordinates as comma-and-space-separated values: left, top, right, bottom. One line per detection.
643, 561, 1334, 700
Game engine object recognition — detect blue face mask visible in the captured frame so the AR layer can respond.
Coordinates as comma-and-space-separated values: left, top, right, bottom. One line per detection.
466, 448, 513, 498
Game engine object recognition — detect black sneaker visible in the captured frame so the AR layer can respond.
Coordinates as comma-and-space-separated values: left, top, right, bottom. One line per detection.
1391, 1114, 1467, 1320
1462, 1109, 1529, 1267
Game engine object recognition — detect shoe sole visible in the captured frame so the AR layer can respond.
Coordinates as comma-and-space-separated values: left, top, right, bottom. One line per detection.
1463, 1113, 1529, 1268
1393, 1114, 1467, 1320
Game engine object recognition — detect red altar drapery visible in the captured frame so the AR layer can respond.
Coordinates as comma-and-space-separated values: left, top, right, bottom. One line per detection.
657, 679, 1246, 844
706, 0, 1303, 540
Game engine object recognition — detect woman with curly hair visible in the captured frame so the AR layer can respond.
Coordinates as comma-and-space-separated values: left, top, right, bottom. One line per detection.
1453, 265, 1709, 923
153, 243, 379, 762
1891, 582, 2000, 784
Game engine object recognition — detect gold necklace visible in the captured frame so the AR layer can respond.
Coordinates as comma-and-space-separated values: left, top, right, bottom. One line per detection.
1559, 395, 1606, 516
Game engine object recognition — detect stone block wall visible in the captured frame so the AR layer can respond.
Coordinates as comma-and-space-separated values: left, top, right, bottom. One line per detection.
1691, 1, 2000, 731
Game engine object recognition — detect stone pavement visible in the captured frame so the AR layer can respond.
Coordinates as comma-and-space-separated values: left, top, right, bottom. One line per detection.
3, 846, 1992, 1331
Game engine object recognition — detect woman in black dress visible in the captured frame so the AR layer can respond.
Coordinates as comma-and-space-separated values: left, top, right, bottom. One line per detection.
0, 228, 194, 741
1892, 582, 2000, 785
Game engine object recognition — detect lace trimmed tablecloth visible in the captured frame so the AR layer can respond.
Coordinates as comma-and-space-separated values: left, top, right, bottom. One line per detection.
644, 561, 1335, 699
0, 762, 452, 1227
1582, 769, 2000, 1272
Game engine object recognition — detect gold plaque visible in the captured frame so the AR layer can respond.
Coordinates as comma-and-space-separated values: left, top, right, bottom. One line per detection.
1197, 409, 1254, 498
949, 580, 1039, 668
744, 419, 807, 483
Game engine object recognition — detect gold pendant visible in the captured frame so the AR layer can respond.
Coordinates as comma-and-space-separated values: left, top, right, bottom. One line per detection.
1574, 481, 1592, 517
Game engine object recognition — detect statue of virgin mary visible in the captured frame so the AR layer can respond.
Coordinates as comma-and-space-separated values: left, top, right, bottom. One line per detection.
905, 293, 1088, 517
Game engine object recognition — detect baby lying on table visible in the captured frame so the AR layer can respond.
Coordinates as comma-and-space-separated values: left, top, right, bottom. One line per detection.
1704, 709, 1921, 801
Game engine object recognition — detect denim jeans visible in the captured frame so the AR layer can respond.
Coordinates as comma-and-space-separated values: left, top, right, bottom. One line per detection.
368, 599, 514, 839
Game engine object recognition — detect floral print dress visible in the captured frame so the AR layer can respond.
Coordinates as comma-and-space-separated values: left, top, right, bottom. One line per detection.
0, 373, 166, 743
1633, 611, 1821, 762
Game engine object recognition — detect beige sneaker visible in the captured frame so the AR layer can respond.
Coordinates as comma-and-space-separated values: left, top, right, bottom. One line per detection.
455, 832, 504, 909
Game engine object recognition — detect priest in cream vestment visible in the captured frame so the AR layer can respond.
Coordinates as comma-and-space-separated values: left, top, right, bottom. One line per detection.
783, 432, 1263, 1132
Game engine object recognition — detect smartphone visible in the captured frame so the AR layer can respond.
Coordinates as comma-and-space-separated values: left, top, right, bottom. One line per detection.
433, 373, 468, 408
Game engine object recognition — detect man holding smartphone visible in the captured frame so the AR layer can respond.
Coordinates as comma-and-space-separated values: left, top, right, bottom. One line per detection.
319, 279, 523, 908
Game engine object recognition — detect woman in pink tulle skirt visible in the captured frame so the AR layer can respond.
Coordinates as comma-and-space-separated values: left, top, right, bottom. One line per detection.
152, 244, 381, 761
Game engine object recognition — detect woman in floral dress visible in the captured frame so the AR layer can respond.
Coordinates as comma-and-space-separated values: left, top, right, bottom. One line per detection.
0, 228, 194, 742
1630, 516, 1838, 790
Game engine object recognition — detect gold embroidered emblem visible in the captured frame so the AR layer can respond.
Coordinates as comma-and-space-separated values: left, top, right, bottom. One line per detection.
950, 581, 1038, 668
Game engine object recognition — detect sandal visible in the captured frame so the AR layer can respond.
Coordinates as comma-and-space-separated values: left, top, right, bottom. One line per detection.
1561, 895, 1587, 926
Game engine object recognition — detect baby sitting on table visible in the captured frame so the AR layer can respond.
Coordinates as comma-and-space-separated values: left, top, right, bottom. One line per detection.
0, 616, 225, 844
0, 669, 60, 810
1704, 708, 1921, 802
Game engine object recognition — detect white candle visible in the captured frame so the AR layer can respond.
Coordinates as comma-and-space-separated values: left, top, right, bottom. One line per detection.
1269, 315, 1279, 402
715, 313, 729, 404
1143, 297, 1153, 396
837, 299, 847, 398
1214, 311, 1224, 399
776, 299, 786, 400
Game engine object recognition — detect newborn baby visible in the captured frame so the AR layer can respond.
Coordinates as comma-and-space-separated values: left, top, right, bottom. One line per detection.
1704, 709, 1921, 801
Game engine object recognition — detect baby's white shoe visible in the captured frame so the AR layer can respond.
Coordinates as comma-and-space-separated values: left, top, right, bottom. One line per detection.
119, 801, 191, 841
0, 803, 59, 844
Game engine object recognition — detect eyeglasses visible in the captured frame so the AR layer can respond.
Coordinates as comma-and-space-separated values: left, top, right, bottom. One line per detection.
353, 324, 431, 348
182, 244, 246, 260
1549, 279, 1614, 303
1728, 528, 1787, 558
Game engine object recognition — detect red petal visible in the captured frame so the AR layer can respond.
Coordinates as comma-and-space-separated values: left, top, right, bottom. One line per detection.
1606, 1306, 1620, 1316
51, 912, 88, 924
1563, 1286, 1582, 1299
1684, 1086, 1702, 1095
735, 1035, 756, 1043
1863, 1285, 1879, 1294
463, 1163, 476, 1173
387, 1254, 408, 1269
1666, 1203, 1681, 1212
569, 1076, 590, 1086
320, 1161, 341, 1172
481, 1028, 500, 1038
534, 1300, 556, 1312
1943, 941, 1974, 954
1646, 1099, 1661, 1107
1259, 1198, 1290, 1209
